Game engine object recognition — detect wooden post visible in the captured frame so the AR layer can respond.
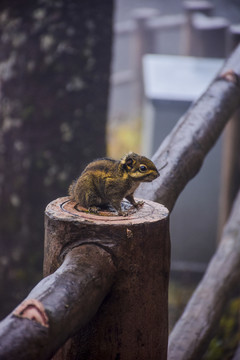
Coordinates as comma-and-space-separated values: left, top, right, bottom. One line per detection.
183, 0, 214, 55
191, 14, 229, 57
218, 27, 240, 238
131, 8, 160, 117
183, 0, 214, 17
44, 196, 170, 360
183, 1, 229, 58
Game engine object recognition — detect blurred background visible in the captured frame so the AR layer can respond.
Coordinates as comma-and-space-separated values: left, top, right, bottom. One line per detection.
0, 0, 240, 358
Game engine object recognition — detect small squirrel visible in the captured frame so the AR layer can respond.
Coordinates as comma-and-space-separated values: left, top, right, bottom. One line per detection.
68, 152, 160, 216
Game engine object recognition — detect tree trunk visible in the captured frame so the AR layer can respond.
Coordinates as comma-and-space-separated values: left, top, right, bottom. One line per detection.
44, 197, 170, 360
0, 0, 113, 318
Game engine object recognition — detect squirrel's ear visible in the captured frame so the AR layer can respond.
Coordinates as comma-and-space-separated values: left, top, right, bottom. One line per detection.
121, 152, 136, 169
125, 157, 133, 168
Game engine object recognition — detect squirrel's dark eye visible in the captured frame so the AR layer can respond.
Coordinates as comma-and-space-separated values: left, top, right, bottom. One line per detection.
139, 165, 147, 172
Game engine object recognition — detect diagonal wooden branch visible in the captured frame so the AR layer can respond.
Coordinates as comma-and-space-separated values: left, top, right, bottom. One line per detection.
136, 44, 240, 211
0, 245, 116, 360
168, 188, 240, 360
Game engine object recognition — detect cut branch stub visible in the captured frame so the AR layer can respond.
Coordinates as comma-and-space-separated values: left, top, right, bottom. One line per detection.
44, 196, 170, 360
13, 299, 49, 328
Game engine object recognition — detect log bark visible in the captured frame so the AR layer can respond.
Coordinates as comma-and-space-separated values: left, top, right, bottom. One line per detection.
136, 43, 240, 212
0, 245, 116, 360
168, 189, 240, 360
44, 197, 170, 360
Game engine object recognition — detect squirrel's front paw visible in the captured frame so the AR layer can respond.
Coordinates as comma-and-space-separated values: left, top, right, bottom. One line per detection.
88, 206, 100, 214
135, 200, 144, 208
118, 210, 129, 217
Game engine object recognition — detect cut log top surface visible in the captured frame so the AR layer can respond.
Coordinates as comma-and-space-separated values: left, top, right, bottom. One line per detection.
45, 196, 169, 225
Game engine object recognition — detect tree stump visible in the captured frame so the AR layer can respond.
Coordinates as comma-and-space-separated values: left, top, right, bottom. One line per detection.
44, 196, 170, 360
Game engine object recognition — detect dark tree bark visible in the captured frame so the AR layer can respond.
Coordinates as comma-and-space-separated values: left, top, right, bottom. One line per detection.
0, 0, 114, 317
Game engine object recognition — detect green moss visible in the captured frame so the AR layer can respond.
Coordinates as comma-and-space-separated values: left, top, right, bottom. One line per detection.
203, 296, 240, 360
205, 338, 223, 360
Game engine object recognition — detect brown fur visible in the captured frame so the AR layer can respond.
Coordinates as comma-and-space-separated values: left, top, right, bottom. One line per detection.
69, 152, 159, 215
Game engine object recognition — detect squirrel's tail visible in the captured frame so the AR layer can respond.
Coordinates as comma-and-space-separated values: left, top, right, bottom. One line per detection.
68, 180, 76, 199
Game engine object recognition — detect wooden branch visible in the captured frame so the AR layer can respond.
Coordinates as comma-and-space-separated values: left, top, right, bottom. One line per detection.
0, 245, 116, 360
168, 188, 240, 360
136, 43, 240, 211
